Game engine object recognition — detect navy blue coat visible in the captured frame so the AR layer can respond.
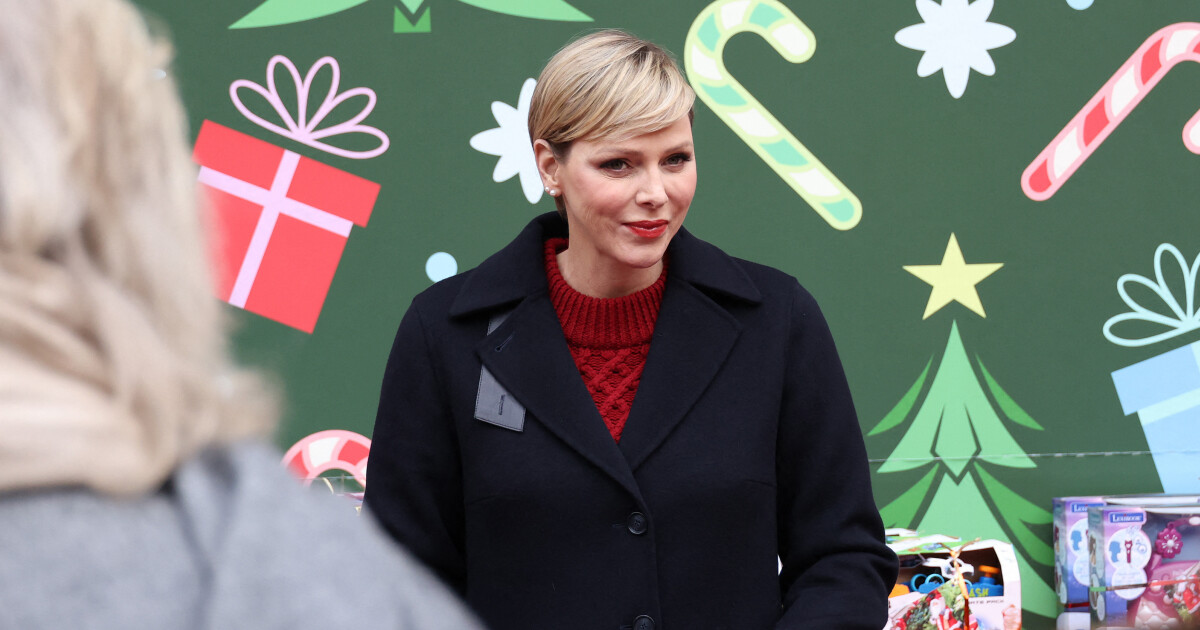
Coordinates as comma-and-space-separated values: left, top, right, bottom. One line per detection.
365, 213, 897, 630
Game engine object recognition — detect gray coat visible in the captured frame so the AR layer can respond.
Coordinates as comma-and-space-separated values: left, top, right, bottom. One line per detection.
0, 441, 483, 630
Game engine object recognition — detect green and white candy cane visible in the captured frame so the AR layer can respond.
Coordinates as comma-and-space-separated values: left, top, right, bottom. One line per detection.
685, 0, 860, 230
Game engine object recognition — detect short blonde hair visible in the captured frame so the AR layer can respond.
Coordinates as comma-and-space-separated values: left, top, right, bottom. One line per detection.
0, 0, 275, 495
529, 30, 695, 213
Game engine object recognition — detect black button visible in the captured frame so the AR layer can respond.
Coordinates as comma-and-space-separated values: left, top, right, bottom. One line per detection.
626, 512, 648, 535
634, 615, 655, 630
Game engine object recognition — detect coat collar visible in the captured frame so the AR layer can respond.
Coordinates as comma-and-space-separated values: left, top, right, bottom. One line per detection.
460, 212, 763, 492
448, 212, 762, 318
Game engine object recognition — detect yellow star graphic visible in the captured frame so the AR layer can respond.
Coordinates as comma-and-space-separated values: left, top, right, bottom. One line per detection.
904, 234, 1003, 319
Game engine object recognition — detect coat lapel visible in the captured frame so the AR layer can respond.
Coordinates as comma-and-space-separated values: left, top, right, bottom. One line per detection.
617, 277, 742, 470
476, 293, 643, 500
617, 227, 762, 471
453, 213, 763, 491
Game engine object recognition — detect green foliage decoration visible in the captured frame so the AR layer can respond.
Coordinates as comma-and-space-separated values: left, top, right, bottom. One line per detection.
456, 0, 590, 21
231, 0, 590, 30
872, 321, 1056, 616
230, 0, 369, 28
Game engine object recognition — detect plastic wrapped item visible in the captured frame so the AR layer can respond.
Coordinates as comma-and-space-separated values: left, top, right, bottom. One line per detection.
1088, 505, 1200, 629
886, 535, 1021, 630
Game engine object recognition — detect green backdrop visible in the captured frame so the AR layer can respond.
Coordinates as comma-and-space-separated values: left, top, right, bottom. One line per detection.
133, 0, 1200, 626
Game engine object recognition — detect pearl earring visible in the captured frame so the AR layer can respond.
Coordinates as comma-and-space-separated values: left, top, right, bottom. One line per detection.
545, 187, 557, 196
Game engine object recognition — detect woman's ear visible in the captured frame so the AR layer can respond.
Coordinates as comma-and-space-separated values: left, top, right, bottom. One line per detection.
533, 139, 561, 191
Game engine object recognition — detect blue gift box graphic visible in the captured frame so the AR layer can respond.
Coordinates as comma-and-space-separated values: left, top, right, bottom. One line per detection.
1111, 340, 1200, 493
1105, 243, 1200, 493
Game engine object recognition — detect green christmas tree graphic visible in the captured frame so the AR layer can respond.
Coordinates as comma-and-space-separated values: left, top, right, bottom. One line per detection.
870, 321, 1056, 617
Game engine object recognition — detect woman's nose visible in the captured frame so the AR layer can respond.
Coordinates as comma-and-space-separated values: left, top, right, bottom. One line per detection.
635, 172, 668, 208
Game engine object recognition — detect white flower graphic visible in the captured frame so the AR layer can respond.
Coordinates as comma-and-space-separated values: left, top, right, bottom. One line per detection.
470, 78, 542, 204
895, 0, 1016, 99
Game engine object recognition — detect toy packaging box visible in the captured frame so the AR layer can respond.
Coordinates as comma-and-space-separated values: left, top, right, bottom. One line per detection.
1053, 494, 1200, 613
1055, 611, 1089, 630
1088, 505, 1200, 629
1102, 494, 1200, 507
1056, 497, 1107, 610
884, 534, 1022, 630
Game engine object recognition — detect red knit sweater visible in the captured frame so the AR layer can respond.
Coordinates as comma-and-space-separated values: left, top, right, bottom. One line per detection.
544, 238, 665, 442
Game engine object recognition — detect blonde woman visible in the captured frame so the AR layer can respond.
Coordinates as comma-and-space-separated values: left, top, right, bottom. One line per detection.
0, 1, 482, 627
366, 30, 897, 629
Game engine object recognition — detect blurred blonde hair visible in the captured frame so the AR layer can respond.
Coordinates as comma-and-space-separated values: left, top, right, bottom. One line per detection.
528, 29, 695, 216
0, 0, 275, 495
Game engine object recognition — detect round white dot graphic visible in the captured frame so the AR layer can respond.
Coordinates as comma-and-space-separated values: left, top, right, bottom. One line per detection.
425, 252, 458, 282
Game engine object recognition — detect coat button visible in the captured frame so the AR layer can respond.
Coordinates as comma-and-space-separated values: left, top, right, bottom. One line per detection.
626, 512, 648, 535
634, 615, 655, 630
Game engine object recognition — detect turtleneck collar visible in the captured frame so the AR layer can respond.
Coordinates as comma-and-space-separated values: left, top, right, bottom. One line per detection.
543, 237, 665, 349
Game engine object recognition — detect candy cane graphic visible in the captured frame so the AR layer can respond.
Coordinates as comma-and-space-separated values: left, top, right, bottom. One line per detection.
1022, 23, 1200, 201
282, 429, 371, 489
685, 0, 861, 230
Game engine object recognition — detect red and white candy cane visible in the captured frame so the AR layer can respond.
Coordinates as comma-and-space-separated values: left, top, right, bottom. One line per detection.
1022, 23, 1200, 201
282, 429, 371, 488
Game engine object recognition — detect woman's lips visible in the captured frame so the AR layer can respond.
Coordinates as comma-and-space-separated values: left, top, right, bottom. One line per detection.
626, 220, 668, 238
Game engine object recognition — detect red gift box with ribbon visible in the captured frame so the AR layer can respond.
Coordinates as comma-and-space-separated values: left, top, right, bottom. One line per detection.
193, 120, 379, 333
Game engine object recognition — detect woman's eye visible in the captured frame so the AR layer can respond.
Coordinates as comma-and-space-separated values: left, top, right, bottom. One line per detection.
665, 153, 692, 166
600, 159, 628, 171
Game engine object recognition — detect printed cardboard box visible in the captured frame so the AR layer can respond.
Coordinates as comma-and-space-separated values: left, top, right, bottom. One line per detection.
1056, 497, 1106, 609
1088, 505, 1200, 629
1055, 495, 1200, 615
885, 538, 1022, 630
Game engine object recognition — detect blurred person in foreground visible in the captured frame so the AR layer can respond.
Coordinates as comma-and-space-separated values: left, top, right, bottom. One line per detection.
0, 1, 483, 628
365, 30, 897, 630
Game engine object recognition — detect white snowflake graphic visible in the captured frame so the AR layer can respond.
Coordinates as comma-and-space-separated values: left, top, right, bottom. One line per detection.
895, 0, 1016, 99
469, 78, 542, 204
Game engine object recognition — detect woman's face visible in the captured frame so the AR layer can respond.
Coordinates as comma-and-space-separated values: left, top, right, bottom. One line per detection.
537, 116, 696, 294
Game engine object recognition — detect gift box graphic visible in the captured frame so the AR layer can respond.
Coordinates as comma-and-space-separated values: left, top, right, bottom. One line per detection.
1111, 340, 1200, 493
194, 120, 379, 333
1105, 243, 1200, 493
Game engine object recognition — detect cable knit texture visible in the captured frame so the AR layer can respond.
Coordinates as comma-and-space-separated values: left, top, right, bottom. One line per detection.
544, 238, 664, 442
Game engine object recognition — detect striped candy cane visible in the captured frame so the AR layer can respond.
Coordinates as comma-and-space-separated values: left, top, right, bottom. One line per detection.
1022, 23, 1200, 201
685, 0, 861, 230
283, 429, 371, 489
